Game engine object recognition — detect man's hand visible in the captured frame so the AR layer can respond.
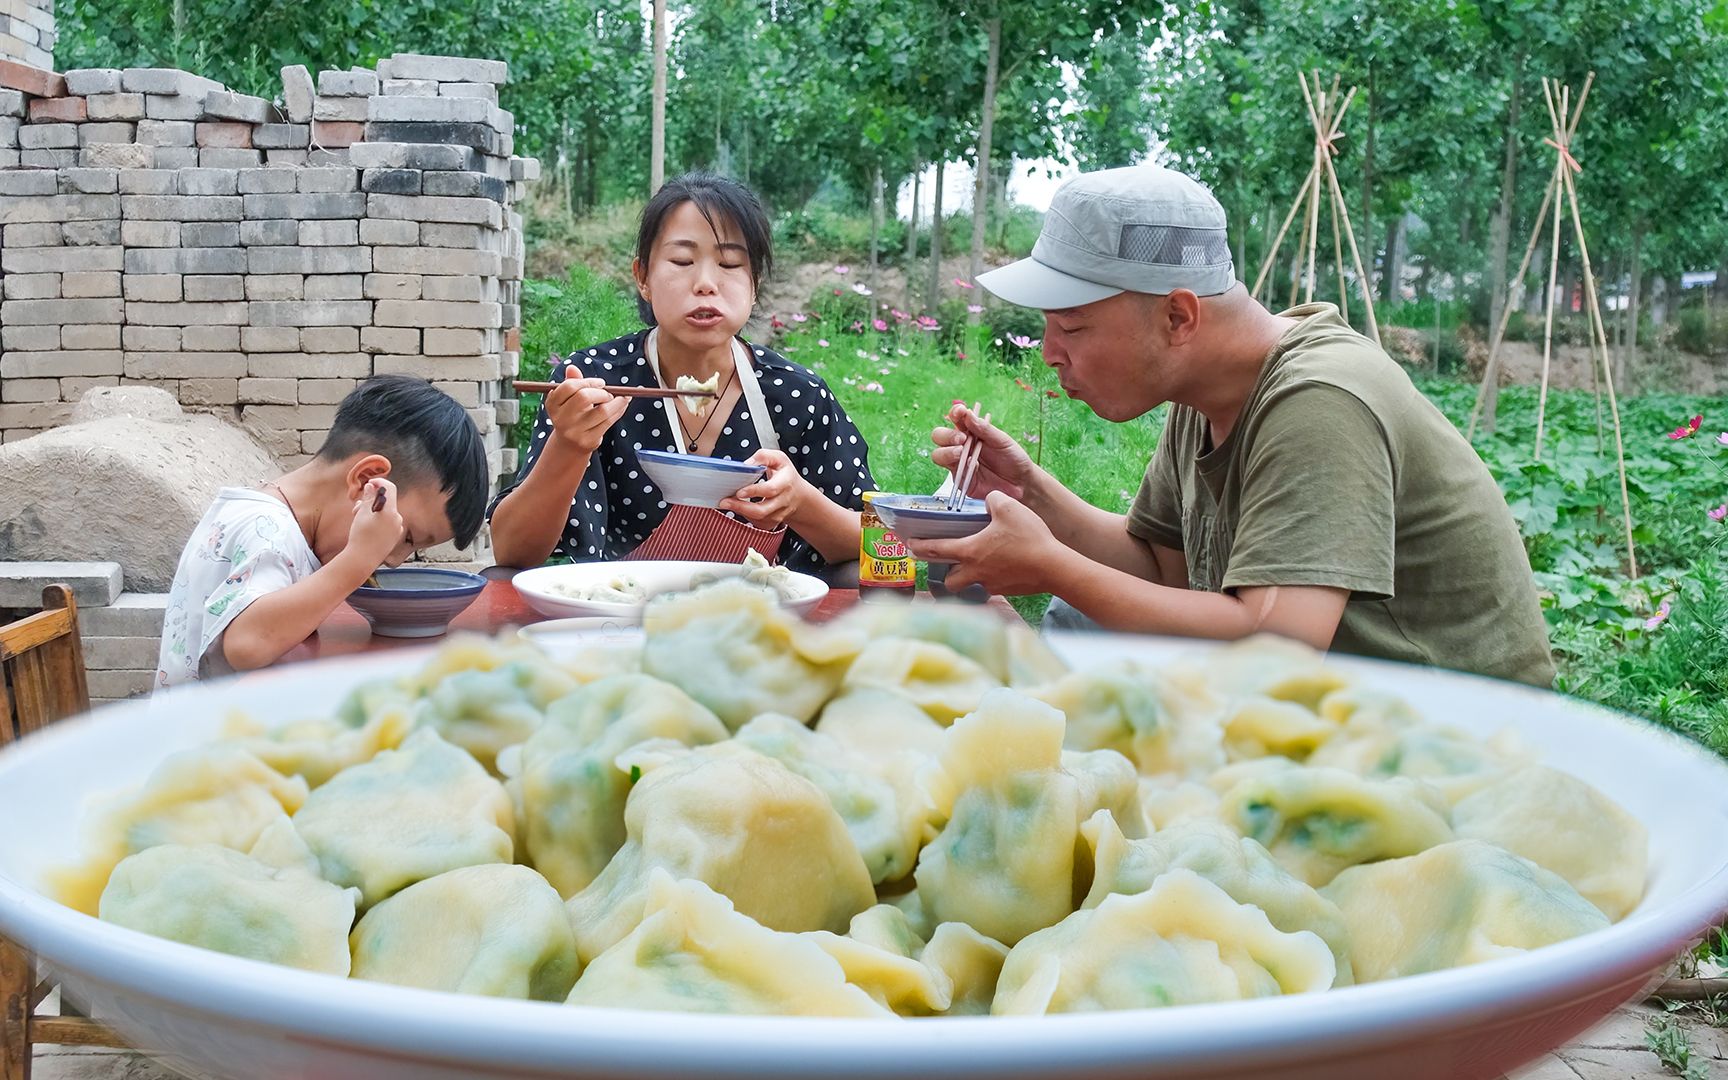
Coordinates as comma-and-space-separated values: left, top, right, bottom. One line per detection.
907, 491, 1066, 595
718, 449, 808, 529
545, 367, 629, 456
932, 403, 1038, 503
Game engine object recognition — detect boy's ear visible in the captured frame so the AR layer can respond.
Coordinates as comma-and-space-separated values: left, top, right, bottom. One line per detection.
344, 453, 392, 500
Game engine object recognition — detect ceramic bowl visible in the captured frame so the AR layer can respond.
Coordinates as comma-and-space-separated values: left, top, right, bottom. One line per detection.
636, 449, 766, 509
344, 567, 486, 638
870, 493, 992, 549
1, 639, 1726, 1080
511, 560, 827, 621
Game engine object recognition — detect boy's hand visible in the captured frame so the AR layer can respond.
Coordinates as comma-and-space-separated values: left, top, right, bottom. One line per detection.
546, 367, 629, 457
348, 477, 403, 565
718, 449, 809, 529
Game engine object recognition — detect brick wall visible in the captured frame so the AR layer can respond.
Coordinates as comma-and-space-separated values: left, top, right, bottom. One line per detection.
0, 54, 539, 527
0, 0, 53, 75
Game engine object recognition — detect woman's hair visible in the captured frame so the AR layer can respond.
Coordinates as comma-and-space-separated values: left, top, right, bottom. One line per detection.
634, 170, 774, 325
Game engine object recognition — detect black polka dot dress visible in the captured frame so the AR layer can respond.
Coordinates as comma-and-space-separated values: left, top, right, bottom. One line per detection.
491, 328, 877, 574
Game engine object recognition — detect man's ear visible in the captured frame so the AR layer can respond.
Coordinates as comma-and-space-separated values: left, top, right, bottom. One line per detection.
345, 454, 392, 500
1165, 290, 1201, 347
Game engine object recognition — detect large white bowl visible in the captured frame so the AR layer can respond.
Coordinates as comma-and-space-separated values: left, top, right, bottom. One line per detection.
511, 560, 828, 620
2, 637, 1726, 1080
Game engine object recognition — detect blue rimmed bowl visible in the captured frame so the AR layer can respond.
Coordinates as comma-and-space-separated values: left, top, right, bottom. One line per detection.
345, 566, 486, 638
638, 449, 767, 508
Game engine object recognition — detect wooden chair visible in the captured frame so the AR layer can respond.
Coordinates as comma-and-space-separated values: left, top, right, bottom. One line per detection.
1, 584, 128, 1080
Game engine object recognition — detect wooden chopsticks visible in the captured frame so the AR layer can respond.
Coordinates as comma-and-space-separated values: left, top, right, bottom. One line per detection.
512, 381, 715, 400
948, 401, 990, 511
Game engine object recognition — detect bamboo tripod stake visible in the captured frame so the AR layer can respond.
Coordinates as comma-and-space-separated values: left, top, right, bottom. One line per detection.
1466, 73, 1638, 578
1253, 71, 1380, 344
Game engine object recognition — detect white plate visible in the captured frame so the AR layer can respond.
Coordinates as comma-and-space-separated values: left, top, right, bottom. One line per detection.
511, 560, 828, 621
1, 637, 1726, 1080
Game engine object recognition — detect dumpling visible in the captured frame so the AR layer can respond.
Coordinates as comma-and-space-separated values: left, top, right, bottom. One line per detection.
51, 746, 310, 915
734, 714, 924, 884
1080, 812, 1352, 984
1027, 662, 1223, 776
804, 903, 1008, 1016
829, 603, 1015, 682
842, 639, 1001, 725
99, 818, 357, 975
292, 728, 514, 909
1135, 777, 1223, 832
992, 869, 1336, 1014
566, 745, 875, 963
1216, 762, 1454, 887
1005, 622, 1070, 687
567, 870, 890, 1017
1222, 697, 1340, 761
350, 864, 579, 1001
640, 580, 852, 728
410, 659, 582, 776
1307, 720, 1530, 805
1451, 765, 1647, 920
219, 703, 413, 789
513, 674, 729, 897
1321, 840, 1610, 982
1179, 634, 1351, 711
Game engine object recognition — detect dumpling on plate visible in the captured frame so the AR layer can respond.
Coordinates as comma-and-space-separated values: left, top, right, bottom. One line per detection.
842, 639, 1002, 725
1026, 662, 1222, 776
803, 903, 1009, 1016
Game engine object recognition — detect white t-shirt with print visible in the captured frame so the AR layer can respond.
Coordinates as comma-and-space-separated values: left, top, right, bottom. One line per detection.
155, 487, 321, 691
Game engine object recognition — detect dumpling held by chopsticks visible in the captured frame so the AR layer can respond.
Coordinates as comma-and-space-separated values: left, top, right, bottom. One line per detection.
675, 374, 720, 415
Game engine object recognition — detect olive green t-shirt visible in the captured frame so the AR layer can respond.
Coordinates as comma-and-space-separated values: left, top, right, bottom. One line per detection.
1126, 303, 1556, 687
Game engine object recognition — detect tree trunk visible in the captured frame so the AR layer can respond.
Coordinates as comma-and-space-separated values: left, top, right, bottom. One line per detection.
1650, 275, 1670, 325
1362, 64, 1376, 302
928, 157, 946, 313
906, 166, 921, 295
967, 15, 1001, 307
650, 0, 667, 194
869, 163, 883, 289
1384, 212, 1407, 305
1623, 224, 1644, 384
1487, 70, 1521, 335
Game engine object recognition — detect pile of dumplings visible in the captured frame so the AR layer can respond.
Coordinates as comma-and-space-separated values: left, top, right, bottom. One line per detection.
55, 581, 1647, 1018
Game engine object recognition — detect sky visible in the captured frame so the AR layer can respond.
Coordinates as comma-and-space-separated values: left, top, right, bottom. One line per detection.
895, 157, 1077, 218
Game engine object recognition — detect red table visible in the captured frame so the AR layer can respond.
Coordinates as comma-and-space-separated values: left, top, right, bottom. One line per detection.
280, 572, 1024, 664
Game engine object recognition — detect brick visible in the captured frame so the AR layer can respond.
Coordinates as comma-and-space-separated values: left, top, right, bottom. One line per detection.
374, 352, 503, 381
248, 427, 302, 457
144, 94, 207, 122
2, 245, 121, 273
120, 194, 241, 221
264, 149, 308, 166
179, 221, 238, 247
19, 122, 76, 149
1, 272, 57, 299
317, 69, 379, 98
303, 274, 363, 301
367, 96, 492, 125
252, 123, 309, 149
245, 274, 303, 301
466, 407, 496, 435
0, 401, 74, 428
62, 325, 122, 350
281, 65, 314, 123
310, 120, 364, 147
243, 403, 339, 429
0, 89, 22, 118
135, 119, 195, 146
240, 218, 297, 246
377, 54, 508, 85
237, 167, 297, 193
358, 217, 417, 245
122, 274, 181, 302
244, 192, 364, 220
361, 167, 420, 195
58, 167, 119, 194
0, 193, 116, 226
418, 276, 494, 304
2, 297, 124, 324
122, 324, 181, 350
239, 376, 297, 403
78, 142, 151, 169
121, 69, 221, 96
297, 378, 358, 404
179, 376, 239, 405
28, 96, 86, 123
125, 302, 248, 326
124, 248, 245, 275
0, 561, 122, 607
420, 222, 485, 249
246, 352, 371, 378
421, 170, 507, 202
312, 95, 368, 122
62, 271, 122, 298
363, 273, 421, 301
0, 169, 56, 196
424, 327, 487, 355
242, 326, 300, 352
371, 245, 499, 277
86, 670, 157, 699
62, 219, 121, 246
78, 592, 170, 637
301, 429, 330, 453
364, 120, 501, 156
1, 377, 58, 402
382, 78, 437, 97
434, 381, 482, 407
65, 69, 124, 97
182, 324, 241, 350
199, 148, 263, 168
17, 150, 73, 167
195, 121, 252, 148
347, 140, 478, 172
367, 192, 501, 228
1, 350, 122, 378
360, 326, 418, 354
248, 300, 372, 327
307, 148, 352, 168
150, 146, 200, 170
86, 92, 145, 121
248, 245, 371, 275
184, 274, 243, 302
83, 635, 162, 671
301, 326, 360, 353
0, 60, 67, 99
374, 300, 501, 330
177, 166, 239, 195
60, 376, 123, 400
298, 218, 358, 246
124, 351, 246, 378
117, 169, 176, 195
1, 323, 59, 349
441, 82, 499, 103
2, 221, 59, 246
204, 90, 274, 124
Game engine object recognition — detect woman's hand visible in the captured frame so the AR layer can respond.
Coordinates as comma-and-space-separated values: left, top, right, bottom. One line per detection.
545, 367, 629, 456
718, 449, 812, 529
932, 402, 1038, 502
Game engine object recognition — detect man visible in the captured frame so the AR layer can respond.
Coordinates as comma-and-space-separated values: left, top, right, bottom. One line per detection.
913, 165, 1555, 687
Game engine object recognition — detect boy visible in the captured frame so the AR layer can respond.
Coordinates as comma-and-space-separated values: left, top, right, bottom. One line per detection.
155, 375, 489, 689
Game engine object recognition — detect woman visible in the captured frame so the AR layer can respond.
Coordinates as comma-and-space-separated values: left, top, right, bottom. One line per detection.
489, 171, 873, 574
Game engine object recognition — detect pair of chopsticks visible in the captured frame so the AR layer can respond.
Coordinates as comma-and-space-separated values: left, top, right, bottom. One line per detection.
948, 400, 990, 511
364, 486, 388, 589
513, 381, 715, 400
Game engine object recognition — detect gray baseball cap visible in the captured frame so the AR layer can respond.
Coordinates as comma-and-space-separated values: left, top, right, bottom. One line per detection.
978, 165, 1236, 309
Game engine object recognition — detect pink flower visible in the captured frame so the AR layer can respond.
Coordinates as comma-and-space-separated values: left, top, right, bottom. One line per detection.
1718, 432, 1728, 446
967, 304, 984, 314
770, 314, 786, 329
891, 309, 909, 321
849, 321, 864, 332
862, 381, 884, 393
953, 278, 974, 289
1008, 334, 1042, 349
916, 315, 940, 331
872, 318, 888, 331
817, 338, 830, 348
1710, 504, 1728, 522
833, 264, 850, 275
791, 312, 809, 323
956, 351, 967, 360
833, 288, 842, 296
1669, 414, 1703, 440
1645, 598, 1673, 631
852, 283, 873, 296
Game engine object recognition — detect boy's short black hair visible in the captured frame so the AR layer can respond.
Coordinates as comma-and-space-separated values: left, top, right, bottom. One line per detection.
634, 170, 774, 325
317, 375, 489, 549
